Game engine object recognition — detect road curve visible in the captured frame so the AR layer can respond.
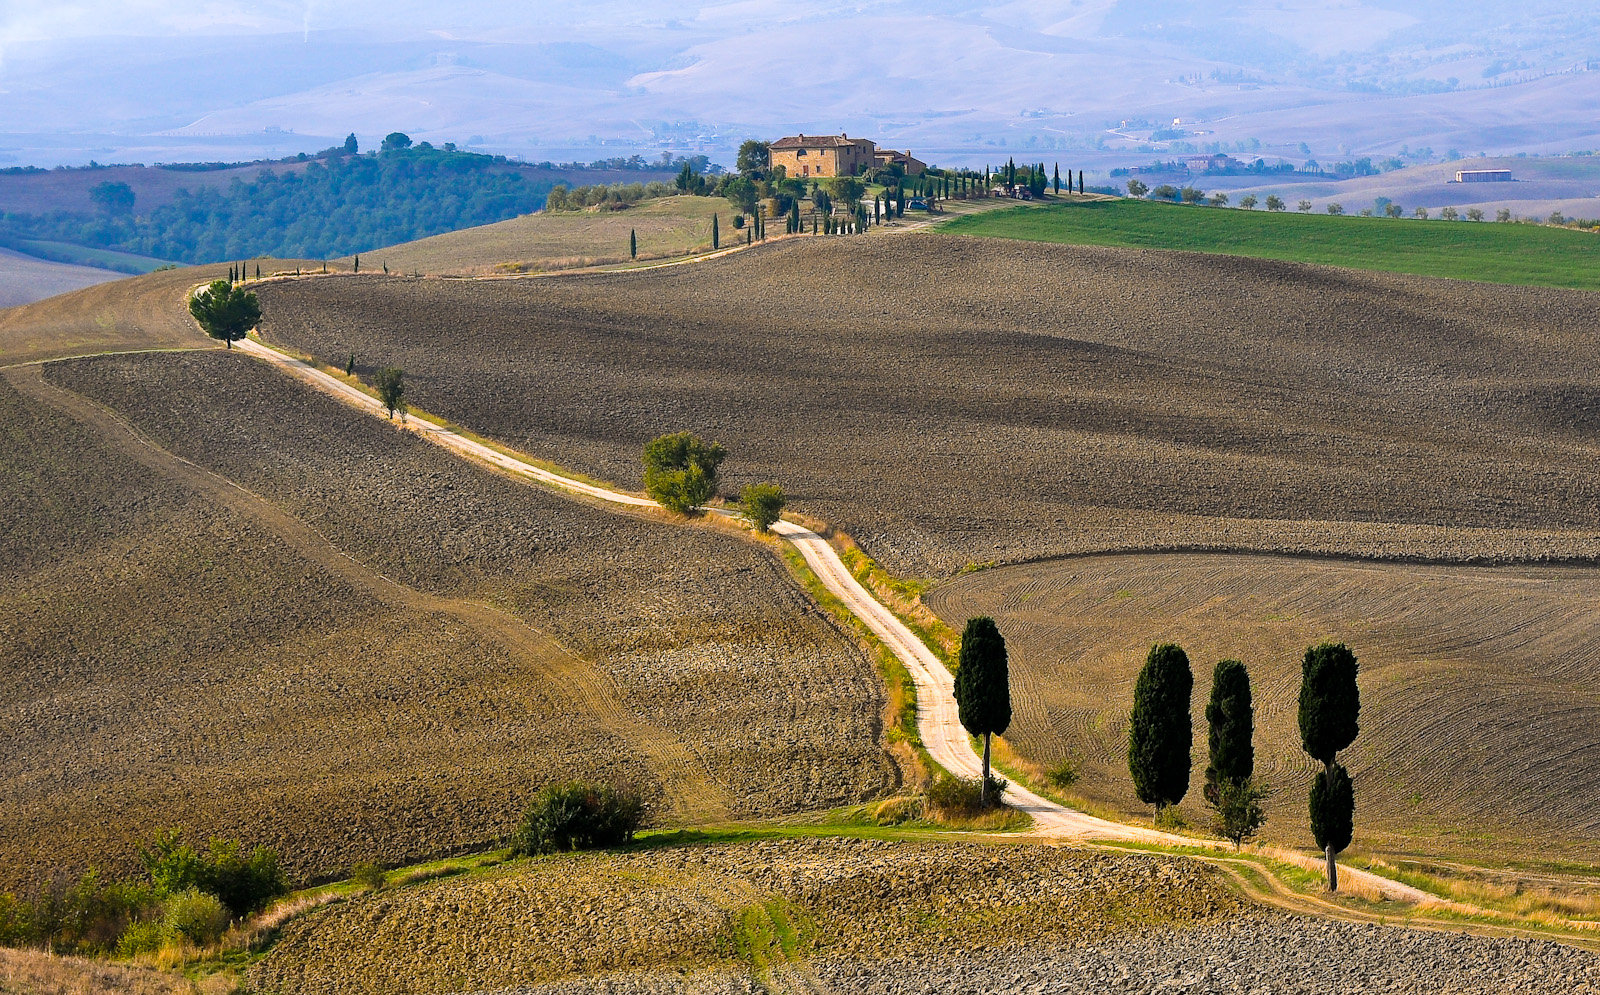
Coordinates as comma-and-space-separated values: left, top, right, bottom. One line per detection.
235, 334, 1426, 903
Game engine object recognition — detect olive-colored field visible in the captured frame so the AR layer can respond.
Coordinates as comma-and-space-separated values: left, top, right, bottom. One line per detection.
257, 234, 1600, 578
943, 198, 1600, 291
348, 196, 730, 276
925, 553, 1600, 865
0, 350, 894, 889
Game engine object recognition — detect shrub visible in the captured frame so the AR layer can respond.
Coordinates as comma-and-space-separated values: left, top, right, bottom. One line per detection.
350, 862, 386, 890
1046, 756, 1079, 789
1211, 777, 1270, 849
511, 782, 645, 856
117, 919, 166, 956
739, 482, 786, 532
1155, 806, 1191, 831
163, 889, 230, 947
139, 829, 286, 919
926, 773, 1008, 814
643, 431, 727, 514
375, 367, 406, 421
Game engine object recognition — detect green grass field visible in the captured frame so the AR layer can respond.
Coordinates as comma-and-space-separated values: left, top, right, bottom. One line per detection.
942, 198, 1600, 291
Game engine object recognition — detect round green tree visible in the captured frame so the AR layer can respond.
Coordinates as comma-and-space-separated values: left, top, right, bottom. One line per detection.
188, 279, 260, 349
1128, 643, 1193, 814
955, 616, 1011, 806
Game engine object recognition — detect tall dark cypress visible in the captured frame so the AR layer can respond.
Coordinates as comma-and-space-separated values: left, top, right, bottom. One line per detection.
955, 617, 1012, 806
1299, 642, 1360, 891
1204, 659, 1255, 803
1128, 643, 1194, 814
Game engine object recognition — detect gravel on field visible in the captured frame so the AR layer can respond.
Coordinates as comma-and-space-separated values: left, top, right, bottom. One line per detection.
257, 236, 1600, 576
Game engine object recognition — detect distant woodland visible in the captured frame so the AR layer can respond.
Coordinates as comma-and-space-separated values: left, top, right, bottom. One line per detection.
0, 145, 683, 264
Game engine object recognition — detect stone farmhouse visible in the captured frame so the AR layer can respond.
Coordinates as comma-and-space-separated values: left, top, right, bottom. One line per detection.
768, 134, 926, 178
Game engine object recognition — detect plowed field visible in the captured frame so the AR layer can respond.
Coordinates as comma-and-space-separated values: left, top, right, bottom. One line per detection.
256, 234, 1600, 577
1, 350, 893, 888
925, 553, 1600, 864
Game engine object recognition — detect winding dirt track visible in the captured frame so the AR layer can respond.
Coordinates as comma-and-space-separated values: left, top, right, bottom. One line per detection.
234, 335, 1425, 904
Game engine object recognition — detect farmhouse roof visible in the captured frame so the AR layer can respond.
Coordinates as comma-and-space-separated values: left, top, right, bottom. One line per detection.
772, 134, 873, 150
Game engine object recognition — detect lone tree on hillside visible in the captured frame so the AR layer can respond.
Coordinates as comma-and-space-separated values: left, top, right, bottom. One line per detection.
1127, 179, 1149, 198
1265, 195, 1285, 212
375, 367, 406, 421
381, 132, 412, 153
1298, 642, 1360, 891
739, 482, 786, 532
630, 229, 637, 260
955, 617, 1012, 807
1128, 643, 1193, 816
643, 431, 727, 515
343, 133, 359, 155
1205, 659, 1268, 848
1239, 194, 1258, 209
188, 279, 260, 349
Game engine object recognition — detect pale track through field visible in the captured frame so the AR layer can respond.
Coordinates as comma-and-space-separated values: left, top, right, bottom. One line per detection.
233, 333, 1426, 904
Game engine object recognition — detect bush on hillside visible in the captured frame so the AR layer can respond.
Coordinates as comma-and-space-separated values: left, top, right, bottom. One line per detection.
643, 431, 727, 514
162, 888, 230, 947
511, 782, 645, 856
739, 482, 786, 532
926, 773, 1008, 815
140, 829, 286, 918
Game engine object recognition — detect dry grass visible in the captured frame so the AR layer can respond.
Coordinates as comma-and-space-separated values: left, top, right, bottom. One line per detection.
0, 947, 196, 995
926, 552, 1600, 866
350, 196, 729, 276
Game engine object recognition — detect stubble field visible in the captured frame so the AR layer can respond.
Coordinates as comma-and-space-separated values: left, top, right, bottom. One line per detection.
256, 233, 1600, 579
1, 349, 893, 889
926, 553, 1600, 865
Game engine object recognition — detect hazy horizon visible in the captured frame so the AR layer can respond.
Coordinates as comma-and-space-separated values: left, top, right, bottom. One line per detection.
3, 1, 1600, 168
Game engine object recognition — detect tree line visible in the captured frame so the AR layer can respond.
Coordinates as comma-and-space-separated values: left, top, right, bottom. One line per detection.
0, 142, 573, 265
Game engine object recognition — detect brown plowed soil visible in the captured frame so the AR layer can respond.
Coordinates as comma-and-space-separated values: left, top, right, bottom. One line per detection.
926, 552, 1600, 864
0, 350, 893, 888
255, 234, 1600, 577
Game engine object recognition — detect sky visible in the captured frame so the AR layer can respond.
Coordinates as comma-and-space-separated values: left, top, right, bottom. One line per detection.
3, 2, 1599, 167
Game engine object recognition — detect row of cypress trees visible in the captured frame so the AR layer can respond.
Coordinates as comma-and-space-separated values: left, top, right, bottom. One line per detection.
1128, 641, 1361, 889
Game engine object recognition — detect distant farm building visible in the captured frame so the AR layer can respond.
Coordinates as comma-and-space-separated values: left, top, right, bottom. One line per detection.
769, 134, 924, 178
1455, 169, 1514, 183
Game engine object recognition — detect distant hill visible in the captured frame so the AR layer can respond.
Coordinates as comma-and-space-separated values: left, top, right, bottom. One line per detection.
0, 147, 679, 267
0, 247, 121, 310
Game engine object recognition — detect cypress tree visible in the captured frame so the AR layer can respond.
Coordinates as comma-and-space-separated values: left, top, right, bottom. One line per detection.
1204, 659, 1255, 802
1053, 163, 1061, 195
354, 254, 360, 273
255, 264, 261, 279
1078, 170, 1084, 193
1298, 643, 1360, 891
1128, 643, 1193, 815
1310, 763, 1354, 875
346, 353, 356, 376
712, 214, 719, 250
955, 617, 1012, 806
630, 229, 637, 259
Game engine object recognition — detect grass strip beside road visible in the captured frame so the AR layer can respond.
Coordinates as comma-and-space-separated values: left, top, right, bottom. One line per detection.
943, 198, 1600, 291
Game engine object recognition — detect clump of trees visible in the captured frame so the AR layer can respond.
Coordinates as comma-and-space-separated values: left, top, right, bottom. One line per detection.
643, 431, 727, 514
545, 181, 677, 211
1128, 643, 1193, 819
510, 782, 644, 855
188, 278, 260, 348
955, 617, 1012, 807
0, 829, 285, 955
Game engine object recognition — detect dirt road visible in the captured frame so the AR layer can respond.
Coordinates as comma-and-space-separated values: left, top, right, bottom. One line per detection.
234, 334, 1425, 903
